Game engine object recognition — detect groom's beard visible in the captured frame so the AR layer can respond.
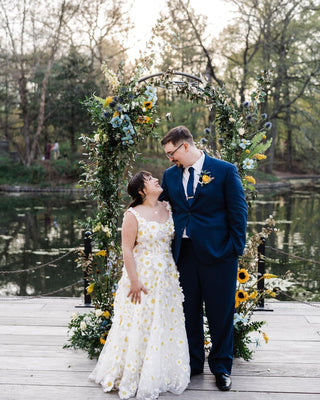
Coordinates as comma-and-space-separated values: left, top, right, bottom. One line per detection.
173, 160, 184, 168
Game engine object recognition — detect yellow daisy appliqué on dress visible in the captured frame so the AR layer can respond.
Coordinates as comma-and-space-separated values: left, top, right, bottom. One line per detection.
89, 202, 190, 400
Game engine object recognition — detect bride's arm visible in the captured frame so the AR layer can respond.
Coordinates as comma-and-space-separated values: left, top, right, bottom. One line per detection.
121, 211, 148, 303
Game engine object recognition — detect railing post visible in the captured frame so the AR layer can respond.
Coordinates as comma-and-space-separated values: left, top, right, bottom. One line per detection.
83, 230, 92, 306
254, 238, 273, 312
257, 238, 266, 308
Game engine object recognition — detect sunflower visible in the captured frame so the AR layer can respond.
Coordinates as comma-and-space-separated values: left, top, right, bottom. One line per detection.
143, 101, 153, 109
237, 268, 250, 283
235, 289, 249, 303
136, 115, 150, 124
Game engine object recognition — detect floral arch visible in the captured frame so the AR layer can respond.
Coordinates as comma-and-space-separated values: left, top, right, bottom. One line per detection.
67, 63, 274, 360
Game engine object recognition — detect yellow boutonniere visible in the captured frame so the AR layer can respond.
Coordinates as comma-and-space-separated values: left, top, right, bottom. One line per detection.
199, 170, 214, 186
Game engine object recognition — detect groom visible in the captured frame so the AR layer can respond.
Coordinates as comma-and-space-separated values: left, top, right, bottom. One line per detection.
159, 126, 247, 391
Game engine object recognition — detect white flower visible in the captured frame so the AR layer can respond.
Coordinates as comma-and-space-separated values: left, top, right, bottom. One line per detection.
80, 321, 87, 331
71, 313, 78, 321
239, 139, 251, 149
95, 309, 104, 318
102, 226, 111, 237
243, 158, 255, 169
238, 128, 245, 136
94, 134, 100, 142
229, 117, 236, 123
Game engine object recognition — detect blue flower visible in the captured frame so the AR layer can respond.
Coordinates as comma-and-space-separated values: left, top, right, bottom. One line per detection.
242, 101, 250, 108
122, 114, 131, 126
116, 104, 123, 112
102, 111, 111, 119
110, 116, 122, 128
128, 93, 135, 100
121, 135, 134, 145
145, 86, 157, 97
261, 113, 268, 119
246, 114, 252, 121
204, 128, 210, 135
145, 86, 158, 104
122, 125, 135, 136
200, 138, 208, 144
234, 313, 249, 325
265, 122, 272, 130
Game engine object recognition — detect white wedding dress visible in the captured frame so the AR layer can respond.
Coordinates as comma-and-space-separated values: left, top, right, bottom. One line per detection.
89, 203, 190, 399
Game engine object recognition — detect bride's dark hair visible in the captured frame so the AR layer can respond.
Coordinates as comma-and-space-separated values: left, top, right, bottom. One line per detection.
127, 171, 152, 208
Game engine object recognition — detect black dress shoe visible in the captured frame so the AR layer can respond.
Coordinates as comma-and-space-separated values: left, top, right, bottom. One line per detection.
215, 373, 232, 391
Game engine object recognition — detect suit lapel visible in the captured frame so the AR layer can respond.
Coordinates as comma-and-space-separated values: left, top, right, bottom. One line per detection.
176, 167, 188, 206
192, 153, 213, 203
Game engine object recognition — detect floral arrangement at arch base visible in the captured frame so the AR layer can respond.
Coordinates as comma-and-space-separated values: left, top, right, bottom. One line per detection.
64, 59, 275, 360
204, 215, 284, 361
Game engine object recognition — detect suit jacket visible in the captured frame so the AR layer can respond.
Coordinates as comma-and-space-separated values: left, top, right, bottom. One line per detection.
159, 153, 248, 264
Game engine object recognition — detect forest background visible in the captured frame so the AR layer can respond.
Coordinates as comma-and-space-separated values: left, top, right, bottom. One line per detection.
1, 0, 320, 186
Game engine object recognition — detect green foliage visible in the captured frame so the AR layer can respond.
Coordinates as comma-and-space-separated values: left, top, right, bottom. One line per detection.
233, 320, 266, 361
64, 310, 112, 359
0, 157, 46, 185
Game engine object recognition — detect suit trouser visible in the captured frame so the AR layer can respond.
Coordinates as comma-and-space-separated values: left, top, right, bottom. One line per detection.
177, 238, 238, 375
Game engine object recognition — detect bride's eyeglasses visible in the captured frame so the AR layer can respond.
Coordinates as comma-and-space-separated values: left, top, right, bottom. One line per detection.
165, 143, 184, 159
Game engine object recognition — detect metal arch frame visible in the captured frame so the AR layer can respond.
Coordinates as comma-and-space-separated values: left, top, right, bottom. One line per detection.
138, 71, 203, 85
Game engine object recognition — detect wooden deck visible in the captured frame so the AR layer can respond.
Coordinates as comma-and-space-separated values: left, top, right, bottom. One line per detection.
0, 297, 319, 400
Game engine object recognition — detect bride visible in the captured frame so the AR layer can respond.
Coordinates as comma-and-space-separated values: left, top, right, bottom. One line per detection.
89, 171, 190, 400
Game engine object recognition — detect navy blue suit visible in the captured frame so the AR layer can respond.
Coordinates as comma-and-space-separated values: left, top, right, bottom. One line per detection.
160, 153, 247, 375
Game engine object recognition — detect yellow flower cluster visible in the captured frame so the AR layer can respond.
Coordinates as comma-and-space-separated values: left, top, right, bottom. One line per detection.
254, 153, 267, 160
93, 222, 111, 237
245, 175, 256, 184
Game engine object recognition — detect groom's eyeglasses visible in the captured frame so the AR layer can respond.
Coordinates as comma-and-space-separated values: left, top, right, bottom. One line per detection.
165, 143, 184, 159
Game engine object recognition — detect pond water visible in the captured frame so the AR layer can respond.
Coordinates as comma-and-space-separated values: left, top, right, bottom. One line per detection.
0, 192, 96, 297
0, 186, 319, 301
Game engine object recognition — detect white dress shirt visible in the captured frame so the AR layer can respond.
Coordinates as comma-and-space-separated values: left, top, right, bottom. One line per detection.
182, 151, 205, 199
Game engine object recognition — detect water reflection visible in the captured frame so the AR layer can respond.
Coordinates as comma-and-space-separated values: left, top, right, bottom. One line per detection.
0, 186, 319, 300
0, 193, 96, 296
248, 185, 320, 301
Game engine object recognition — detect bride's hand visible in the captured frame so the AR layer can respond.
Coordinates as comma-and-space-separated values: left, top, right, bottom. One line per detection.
127, 280, 148, 304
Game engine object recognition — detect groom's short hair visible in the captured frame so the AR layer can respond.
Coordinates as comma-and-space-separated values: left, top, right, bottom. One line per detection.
161, 125, 194, 146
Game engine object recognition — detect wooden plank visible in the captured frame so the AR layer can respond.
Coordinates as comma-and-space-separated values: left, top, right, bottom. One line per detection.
1, 385, 320, 400
0, 345, 88, 358
0, 334, 66, 346
232, 360, 320, 378
0, 325, 66, 336
1, 370, 319, 394
0, 356, 96, 371
188, 375, 320, 394
0, 316, 74, 326
1, 297, 320, 400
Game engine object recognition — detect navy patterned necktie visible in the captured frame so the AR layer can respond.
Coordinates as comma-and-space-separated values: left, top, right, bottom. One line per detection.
187, 167, 194, 206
